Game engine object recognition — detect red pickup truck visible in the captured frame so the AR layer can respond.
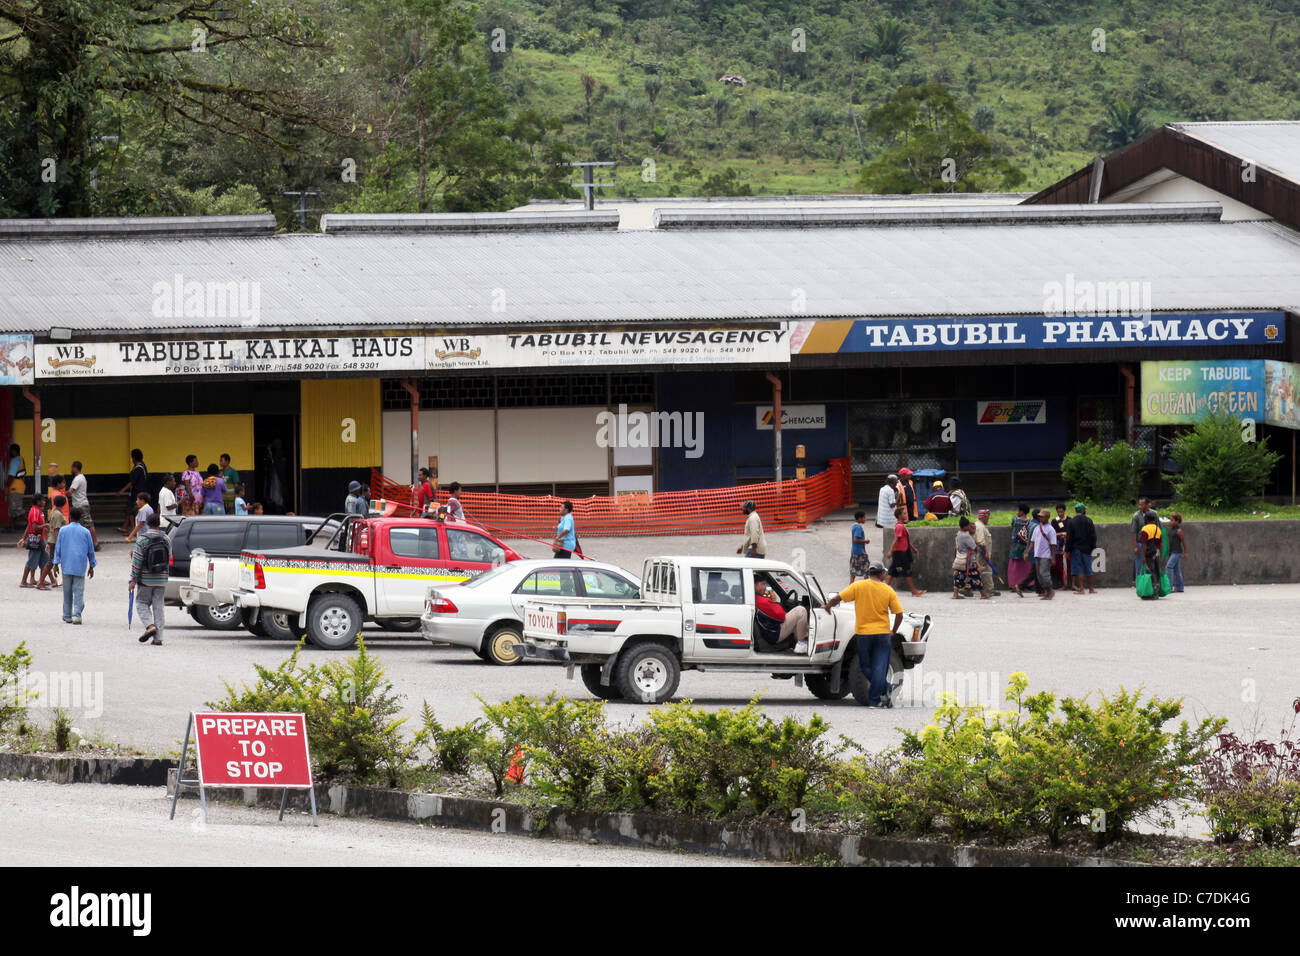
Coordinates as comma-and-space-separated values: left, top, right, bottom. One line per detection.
232, 514, 523, 649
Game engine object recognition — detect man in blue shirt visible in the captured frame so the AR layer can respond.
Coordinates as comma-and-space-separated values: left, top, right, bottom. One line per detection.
53, 506, 97, 624
849, 510, 869, 582
552, 501, 577, 559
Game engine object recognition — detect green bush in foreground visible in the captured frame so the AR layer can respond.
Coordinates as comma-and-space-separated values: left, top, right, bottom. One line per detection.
209, 640, 414, 787
199, 645, 1300, 855
0, 642, 34, 732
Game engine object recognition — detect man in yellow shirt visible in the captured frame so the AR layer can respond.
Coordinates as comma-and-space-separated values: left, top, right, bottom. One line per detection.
822, 561, 904, 707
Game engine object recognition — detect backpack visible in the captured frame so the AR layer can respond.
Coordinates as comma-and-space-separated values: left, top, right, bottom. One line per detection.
143, 535, 170, 575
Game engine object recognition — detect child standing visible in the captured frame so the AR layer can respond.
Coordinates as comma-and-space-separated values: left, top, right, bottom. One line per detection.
885, 505, 927, 597
848, 510, 869, 582
1166, 513, 1187, 592
234, 483, 248, 516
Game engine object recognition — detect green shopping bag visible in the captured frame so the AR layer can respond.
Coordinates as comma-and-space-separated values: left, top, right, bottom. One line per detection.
1136, 571, 1154, 598
1159, 572, 1172, 597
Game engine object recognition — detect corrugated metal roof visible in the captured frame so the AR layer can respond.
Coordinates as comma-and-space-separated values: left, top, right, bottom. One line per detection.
1172, 121, 1300, 186
3, 213, 1300, 333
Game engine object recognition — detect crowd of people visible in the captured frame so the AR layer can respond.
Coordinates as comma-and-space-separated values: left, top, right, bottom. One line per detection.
10, 447, 258, 637
852, 475, 1189, 601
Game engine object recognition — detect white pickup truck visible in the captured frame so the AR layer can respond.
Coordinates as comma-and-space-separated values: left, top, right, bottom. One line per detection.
517, 555, 932, 705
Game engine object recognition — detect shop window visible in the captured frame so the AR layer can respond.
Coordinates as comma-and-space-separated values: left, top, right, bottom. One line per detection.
847, 401, 956, 474
1077, 397, 1118, 445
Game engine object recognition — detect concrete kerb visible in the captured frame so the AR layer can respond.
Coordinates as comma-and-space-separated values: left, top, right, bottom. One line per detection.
150, 769, 1133, 867
0, 752, 1140, 866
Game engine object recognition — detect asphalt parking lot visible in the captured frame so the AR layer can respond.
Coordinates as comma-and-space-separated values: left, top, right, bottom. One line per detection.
4, 522, 1297, 761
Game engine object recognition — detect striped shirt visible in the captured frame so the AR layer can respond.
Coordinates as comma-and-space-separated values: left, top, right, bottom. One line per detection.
130, 530, 171, 588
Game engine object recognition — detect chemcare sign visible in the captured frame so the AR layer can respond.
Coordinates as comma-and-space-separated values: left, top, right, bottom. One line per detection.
427, 328, 790, 369
36, 335, 424, 379
755, 404, 827, 430
192, 711, 313, 789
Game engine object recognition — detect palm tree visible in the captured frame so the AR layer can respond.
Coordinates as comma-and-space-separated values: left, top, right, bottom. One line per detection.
643, 75, 663, 109
865, 18, 911, 66
581, 74, 598, 127
1102, 99, 1148, 149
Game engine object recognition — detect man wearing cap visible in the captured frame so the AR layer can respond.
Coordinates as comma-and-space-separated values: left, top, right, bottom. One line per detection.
897, 468, 919, 521
737, 500, 766, 559
1065, 502, 1098, 594
344, 480, 369, 516
973, 509, 997, 597
1026, 508, 1056, 600
822, 561, 904, 707
923, 480, 952, 519
875, 475, 898, 563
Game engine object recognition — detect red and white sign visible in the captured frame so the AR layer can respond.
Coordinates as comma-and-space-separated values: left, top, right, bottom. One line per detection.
192, 712, 313, 789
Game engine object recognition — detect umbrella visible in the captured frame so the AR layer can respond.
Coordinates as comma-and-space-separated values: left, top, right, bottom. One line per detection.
127, 588, 134, 627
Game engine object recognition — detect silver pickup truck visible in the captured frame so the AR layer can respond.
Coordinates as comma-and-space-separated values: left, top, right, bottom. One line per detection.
518, 555, 932, 704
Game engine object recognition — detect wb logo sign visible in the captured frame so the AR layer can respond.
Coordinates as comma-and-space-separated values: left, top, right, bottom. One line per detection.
56, 346, 85, 359
442, 338, 471, 352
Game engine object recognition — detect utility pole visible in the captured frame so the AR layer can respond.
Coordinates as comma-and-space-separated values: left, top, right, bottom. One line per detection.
565, 161, 616, 210
282, 191, 322, 231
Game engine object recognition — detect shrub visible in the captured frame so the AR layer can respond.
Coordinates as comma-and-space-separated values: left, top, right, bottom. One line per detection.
1167, 410, 1282, 508
899, 675, 1223, 847
502, 693, 607, 808
476, 695, 537, 796
1199, 699, 1300, 846
52, 707, 73, 752
1060, 439, 1144, 503
0, 642, 35, 732
416, 703, 484, 776
647, 699, 840, 817
598, 725, 667, 811
209, 640, 414, 787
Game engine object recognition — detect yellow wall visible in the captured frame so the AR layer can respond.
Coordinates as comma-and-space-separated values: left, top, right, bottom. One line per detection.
300, 379, 381, 468
11, 414, 252, 477
130, 415, 254, 475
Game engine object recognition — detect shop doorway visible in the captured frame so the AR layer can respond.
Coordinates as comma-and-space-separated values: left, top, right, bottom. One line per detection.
253, 414, 298, 514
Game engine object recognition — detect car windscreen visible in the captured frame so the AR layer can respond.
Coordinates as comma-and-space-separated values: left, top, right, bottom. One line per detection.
186, 522, 247, 555
460, 563, 517, 589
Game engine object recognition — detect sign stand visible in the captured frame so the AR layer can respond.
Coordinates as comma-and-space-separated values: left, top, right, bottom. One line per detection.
169, 713, 209, 824
170, 712, 318, 826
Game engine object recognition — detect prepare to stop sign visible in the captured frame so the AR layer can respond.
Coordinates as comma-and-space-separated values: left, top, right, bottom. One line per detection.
192, 712, 313, 789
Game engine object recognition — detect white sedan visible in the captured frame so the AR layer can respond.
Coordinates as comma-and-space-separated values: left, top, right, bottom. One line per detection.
421, 558, 641, 665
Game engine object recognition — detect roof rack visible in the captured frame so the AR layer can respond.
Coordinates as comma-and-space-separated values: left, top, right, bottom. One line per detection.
653, 202, 1224, 229
320, 211, 620, 234
0, 215, 277, 241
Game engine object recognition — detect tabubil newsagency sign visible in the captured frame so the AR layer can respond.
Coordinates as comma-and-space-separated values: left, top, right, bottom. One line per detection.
34, 328, 790, 379
791, 312, 1284, 353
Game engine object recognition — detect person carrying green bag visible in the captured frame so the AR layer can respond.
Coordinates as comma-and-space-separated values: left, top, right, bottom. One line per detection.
1136, 511, 1166, 599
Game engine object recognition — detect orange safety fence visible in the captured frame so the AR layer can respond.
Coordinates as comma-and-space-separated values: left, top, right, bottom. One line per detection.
369, 458, 854, 540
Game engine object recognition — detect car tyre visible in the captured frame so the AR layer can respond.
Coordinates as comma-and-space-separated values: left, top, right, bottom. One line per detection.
580, 664, 622, 700
242, 608, 268, 638
806, 672, 850, 700
614, 643, 680, 705
191, 602, 242, 630
382, 618, 422, 633
306, 593, 363, 651
848, 655, 897, 707
481, 625, 523, 665
261, 610, 300, 641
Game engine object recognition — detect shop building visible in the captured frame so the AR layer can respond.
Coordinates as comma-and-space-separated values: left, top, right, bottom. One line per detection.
3, 168, 1300, 515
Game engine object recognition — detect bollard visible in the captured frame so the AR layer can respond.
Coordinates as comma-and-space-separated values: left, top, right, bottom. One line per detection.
795, 444, 807, 525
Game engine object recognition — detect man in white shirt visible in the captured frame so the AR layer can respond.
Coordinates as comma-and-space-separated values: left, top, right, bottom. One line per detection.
158, 474, 178, 519
875, 475, 898, 564
68, 460, 99, 550
736, 500, 766, 559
